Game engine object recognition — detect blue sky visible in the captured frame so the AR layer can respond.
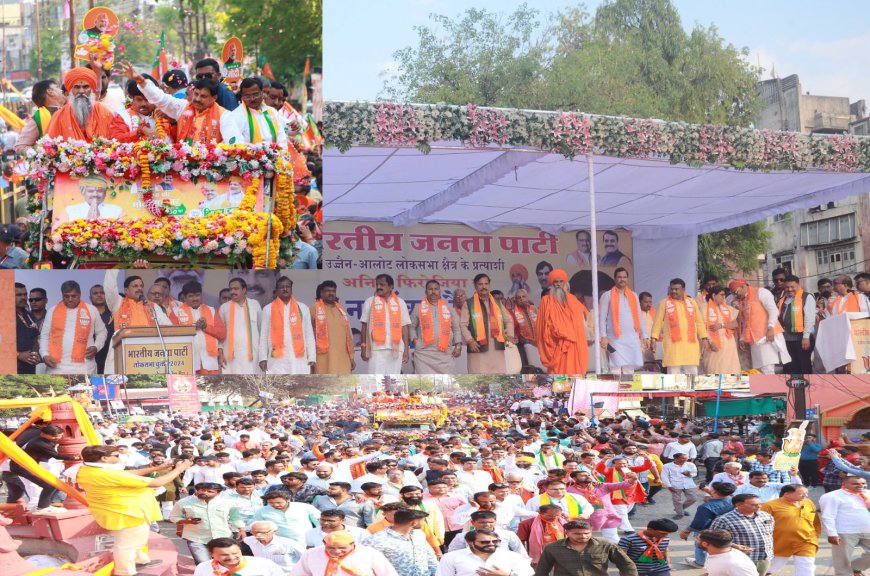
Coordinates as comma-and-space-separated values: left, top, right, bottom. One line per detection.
325, 0, 870, 107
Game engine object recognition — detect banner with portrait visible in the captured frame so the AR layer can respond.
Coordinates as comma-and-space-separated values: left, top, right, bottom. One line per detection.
50, 173, 264, 232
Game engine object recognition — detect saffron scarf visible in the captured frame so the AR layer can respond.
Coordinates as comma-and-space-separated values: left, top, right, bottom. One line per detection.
777, 289, 805, 333
173, 304, 219, 357
370, 294, 403, 348
481, 466, 504, 483
419, 298, 452, 352
48, 302, 91, 363
323, 551, 372, 576
245, 103, 278, 143
314, 300, 353, 355
270, 297, 306, 358
177, 102, 224, 144
571, 485, 604, 509
227, 300, 253, 362
469, 293, 505, 345
540, 493, 580, 518
828, 292, 861, 315
635, 531, 669, 565
705, 303, 733, 348
528, 515, 565, 561
665, 297, 696, 343
513, 304, 537, 341
611, 287, 641, 339
852, 490, 870, 512
114, 297, 155, 329
211, 558, 246, 576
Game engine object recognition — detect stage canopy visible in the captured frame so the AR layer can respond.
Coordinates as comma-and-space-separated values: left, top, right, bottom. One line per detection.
324, 101, 870, 240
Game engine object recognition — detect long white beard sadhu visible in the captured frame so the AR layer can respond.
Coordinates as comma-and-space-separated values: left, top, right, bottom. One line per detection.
551, 285, 568, 305
72, 93, 94, 129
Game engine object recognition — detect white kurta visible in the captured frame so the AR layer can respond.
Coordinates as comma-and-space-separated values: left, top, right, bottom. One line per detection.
224, 104, 289, 147
749, 288, 791, 370
190, 305, 221, 372
362, 296, 411, 374
259, 299, 316, 374
290, 546, 398, 576
39, 302, 107, 374
599, 289, 646, 370
219, 298, 262, 374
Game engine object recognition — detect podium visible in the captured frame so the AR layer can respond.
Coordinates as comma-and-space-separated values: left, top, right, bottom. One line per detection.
815, 313, 870, 373
112, 326, 197, 375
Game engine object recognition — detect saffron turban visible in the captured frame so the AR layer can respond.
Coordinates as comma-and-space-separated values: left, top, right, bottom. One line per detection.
79, 175, 108, 190
323, 530, 355, 546
510, 264, 529, 282
515, 456, 535, 464
547, 269, 568, 286
64, 67, 98, 91
727, 278, 749, 292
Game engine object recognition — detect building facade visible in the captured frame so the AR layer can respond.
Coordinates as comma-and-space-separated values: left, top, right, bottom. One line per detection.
757, 74, 870, 287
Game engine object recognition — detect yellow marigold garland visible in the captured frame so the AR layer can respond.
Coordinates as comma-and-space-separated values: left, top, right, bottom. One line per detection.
274, 155, 296, 233
240, 177, 259, 212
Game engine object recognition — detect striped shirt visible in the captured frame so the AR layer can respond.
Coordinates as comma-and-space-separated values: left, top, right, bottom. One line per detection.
748, 461, 789, 484
709, 510, 774, 562
617, 532, 671, 574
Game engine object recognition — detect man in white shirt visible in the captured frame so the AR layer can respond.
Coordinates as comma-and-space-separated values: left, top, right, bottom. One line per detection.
660, 453, 698, 520
219, 277, 262, 374
244, 521, 305, 574
455, 458, 492, 494
662, 434, 698, 462
697, 528, 759, 576
819, 475, 870, 576
711, 462, 749, 486
524, 481, 593, 519
290, 530, 397, 576
60, 175, 125, 223
436, 529, 534, 576
224, 77, 288, 147
360, 274, 411, 374
259, 277, 316, 374
729, 279, 791, 374
193, 537, 284, 576
39, 280, 107, 375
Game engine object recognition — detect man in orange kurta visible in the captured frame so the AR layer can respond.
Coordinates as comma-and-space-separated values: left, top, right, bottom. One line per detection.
46, 67, 114, 141
535, 268, 590, 374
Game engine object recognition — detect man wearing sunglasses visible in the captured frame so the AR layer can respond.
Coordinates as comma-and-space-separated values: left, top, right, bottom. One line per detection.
438, 528, 534, 576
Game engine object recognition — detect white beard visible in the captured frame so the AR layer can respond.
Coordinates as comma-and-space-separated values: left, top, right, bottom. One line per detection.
72, 94, 94, 128
551, 285, 568, 305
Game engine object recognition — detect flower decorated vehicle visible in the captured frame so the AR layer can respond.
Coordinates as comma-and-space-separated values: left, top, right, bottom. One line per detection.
23, 137, 298, 267
368, 391, 449, 429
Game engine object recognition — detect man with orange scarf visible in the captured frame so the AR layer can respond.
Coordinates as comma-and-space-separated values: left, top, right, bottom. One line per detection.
535, 268, 590, 375
825, 274, 870, 318
259, 276, 316, 374
599, 267, 646, 374
777, 274, 816, 374
291, 530, 398, 576
729, 278, 790, 374
311, 280, 355, 374
39, 280, 106, 374
176, 281, 225, 375
410, 279, 462, 373
360, 274, 411, 374
219, 277, 262, 374
123, 62, 242, 145
45, 66, 113, 141
461, 273, 516, 374
595, 455, 653, 534
110, 76, 173, 143
517, 504, 567, 566
511, 289, 543, 371
650, 278, 709, 374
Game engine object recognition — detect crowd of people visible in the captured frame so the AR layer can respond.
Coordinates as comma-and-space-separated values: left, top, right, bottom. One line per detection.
15, 267, 870, 376
2, 391, 869, 576
0, 54, 323, 269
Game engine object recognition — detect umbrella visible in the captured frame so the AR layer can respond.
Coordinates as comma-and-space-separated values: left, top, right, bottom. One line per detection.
122, 415, 156, 424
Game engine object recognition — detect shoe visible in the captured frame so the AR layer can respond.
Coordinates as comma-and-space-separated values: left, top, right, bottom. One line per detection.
684, 559, 705, 568
135, 560, 162, 569
647, 499, 656, 504
672, 514, 683, 520
684, 511, 690, 516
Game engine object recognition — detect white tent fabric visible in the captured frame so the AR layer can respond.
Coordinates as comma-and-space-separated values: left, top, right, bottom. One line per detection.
325, 144, 870, 239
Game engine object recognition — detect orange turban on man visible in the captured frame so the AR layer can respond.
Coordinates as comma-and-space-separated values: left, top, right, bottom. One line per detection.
63, 67, 98, 91
547, 269, 568, 286
323, 530, 355, 546
727, 278, 748, 292
510, 264, 529, 282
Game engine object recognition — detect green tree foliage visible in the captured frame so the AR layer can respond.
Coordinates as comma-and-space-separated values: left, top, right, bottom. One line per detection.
222, 0, 321, 83
698, 222, 771, 284
383, 0, 769, 284
30, 29, 63, 80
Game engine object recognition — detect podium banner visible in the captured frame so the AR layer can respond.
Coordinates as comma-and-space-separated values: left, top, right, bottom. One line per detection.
849, 318, 870, 374
121, 338, 195, 374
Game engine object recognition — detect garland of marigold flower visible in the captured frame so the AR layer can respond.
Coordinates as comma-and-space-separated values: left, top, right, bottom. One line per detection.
154, 110, 169, 142
274, 155, 296, 233
240, 177, 259, 212
135, 143, 165, 217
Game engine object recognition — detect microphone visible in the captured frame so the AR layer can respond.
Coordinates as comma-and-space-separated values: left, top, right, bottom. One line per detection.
142, 293, 172, 376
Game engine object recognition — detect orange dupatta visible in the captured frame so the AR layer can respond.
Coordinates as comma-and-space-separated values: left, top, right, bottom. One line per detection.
705, 303, 733, 348
227, 300, 253, 362
665, 297, 696, 343
314, 300, 353, 355
48, 303, 91, 363
174, 304, 220, 357
324, 551, 369, 576
270, 297, 306, 358
370, 294, 402, 348
610, 287, 641, 339
513, 304, 537, 341
419, 298, 452, 352
777, 289, 805, 333
470, 292, 505, 345
46, 101, 114, 141
176, 102, 224, 144
828, 292, 861, 315
114, 298, 155, 329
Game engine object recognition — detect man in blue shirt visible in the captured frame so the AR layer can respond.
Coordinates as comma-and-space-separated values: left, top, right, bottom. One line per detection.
0, 226, 27, 268
825, 448, 870, 481
798, 433, 824, 487
679, 482, 736, 569
193, 58, 239, 111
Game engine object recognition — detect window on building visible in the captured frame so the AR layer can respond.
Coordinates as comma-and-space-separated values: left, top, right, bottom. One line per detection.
814, 245, 858, 274
773, 212, 792, 222
774, 255, 793, 275
800, 213, 856, 246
